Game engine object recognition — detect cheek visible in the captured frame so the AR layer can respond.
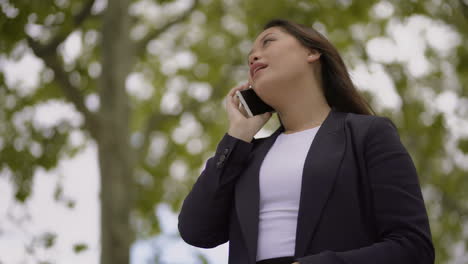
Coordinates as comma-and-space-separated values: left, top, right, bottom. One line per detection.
272, 53, 305, 80
271, 44, 304, 67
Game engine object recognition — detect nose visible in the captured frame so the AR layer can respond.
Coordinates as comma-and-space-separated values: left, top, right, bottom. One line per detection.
249, 54, 260, 65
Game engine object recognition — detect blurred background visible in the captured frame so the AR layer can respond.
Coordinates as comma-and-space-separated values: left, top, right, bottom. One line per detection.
0, 0, 467, 263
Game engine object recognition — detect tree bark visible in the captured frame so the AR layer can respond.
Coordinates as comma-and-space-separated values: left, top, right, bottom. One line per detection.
99, 0, 134, 263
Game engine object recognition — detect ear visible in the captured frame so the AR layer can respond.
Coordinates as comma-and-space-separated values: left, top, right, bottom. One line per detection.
307, 49, 321, 63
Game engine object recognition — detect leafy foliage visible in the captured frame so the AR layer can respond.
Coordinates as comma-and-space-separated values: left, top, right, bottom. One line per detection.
1, 0, 467, 263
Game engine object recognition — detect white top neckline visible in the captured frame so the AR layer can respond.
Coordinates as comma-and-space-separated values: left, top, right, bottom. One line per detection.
280, 125, 321, 136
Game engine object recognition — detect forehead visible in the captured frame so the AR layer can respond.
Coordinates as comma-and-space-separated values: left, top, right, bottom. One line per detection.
254, 27, 283, 41
248, 27, 284, 56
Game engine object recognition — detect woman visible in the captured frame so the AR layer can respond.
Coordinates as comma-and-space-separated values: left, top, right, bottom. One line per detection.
178, 19, 434, 264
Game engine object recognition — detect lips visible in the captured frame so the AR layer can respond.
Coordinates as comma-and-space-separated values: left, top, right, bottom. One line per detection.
253, 66, 267, 78
250, 62, 268, 79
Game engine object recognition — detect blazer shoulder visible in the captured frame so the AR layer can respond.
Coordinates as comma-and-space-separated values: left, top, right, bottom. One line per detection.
345, 112, 396, 127
344, 112, 398, 140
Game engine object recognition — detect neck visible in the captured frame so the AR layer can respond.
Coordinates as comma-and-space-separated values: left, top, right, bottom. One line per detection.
276, 79, 331, 135
279, 103, 331, 135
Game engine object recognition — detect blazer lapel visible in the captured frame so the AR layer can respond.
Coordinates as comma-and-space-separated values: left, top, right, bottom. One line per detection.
235, 124, 284, 264
294, 109, 347, 257
235, 108, 347, 263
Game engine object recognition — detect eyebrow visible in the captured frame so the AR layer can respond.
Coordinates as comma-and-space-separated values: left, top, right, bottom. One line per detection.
248, 32, 275, 57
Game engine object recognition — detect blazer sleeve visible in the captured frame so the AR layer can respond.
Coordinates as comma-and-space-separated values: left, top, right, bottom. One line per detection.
178, 132, 255, 248
295, 116, 435, 264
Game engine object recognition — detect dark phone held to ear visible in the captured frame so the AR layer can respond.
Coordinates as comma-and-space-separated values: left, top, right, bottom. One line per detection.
235, 86, 276, 118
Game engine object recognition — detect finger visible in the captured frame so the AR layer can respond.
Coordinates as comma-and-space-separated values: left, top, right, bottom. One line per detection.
229, 82, 250, 106
228, 88, 236, 110
228, 89, 242, 109
237, 100, 248, 117
231, 95, 243, 113
228, 85, 241, 97
229, 92, 249, 117
255, 111, 272, 120
228, 82, 249, 97
228, 87, 237, 97
227, 91, 239, 110
233, 92, 240, 105
226, 83, 250, 115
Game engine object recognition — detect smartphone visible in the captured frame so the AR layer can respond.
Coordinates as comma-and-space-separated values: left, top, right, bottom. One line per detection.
235, 86, 275, 117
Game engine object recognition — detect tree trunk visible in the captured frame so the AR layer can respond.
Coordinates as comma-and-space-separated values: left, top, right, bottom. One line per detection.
98, 0, 134, 263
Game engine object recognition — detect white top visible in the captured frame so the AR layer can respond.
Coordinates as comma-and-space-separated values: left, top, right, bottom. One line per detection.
256, 125, 320, 261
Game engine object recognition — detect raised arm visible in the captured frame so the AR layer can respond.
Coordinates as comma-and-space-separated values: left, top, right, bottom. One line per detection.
178, 132, 255, 248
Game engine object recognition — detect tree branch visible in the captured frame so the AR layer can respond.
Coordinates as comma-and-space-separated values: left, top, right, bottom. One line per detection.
32, 0, 96, 57
25, 0, 99, 137
137, 64, 235, 163
459, 0, 468, 21
27, 36, 100, 139
134, 0, 200, 58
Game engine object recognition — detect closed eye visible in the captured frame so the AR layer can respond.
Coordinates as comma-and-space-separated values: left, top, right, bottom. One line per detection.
263, 38, 273, 45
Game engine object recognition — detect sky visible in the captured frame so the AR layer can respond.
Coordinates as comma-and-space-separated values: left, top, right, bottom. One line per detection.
1, 1, 467, 263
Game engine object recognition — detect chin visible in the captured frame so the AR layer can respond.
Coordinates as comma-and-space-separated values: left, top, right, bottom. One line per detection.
253, 80, 275, 102
254, 76, 275, 91
252, 77, 267, 91
252, 81, 265, 95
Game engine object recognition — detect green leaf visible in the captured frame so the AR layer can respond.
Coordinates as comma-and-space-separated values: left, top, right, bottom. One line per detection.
458, 138, 468, 154
73, 243, 88, 254
41, 232, 57, 249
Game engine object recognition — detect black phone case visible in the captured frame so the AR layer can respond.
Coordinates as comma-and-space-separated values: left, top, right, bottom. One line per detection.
238, 88, 275, 116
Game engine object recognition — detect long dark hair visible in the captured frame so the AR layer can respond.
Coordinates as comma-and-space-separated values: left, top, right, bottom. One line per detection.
263, 19, 375, 116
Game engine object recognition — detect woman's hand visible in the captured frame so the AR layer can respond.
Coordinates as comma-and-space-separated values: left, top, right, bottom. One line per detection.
225, 82, 273, 143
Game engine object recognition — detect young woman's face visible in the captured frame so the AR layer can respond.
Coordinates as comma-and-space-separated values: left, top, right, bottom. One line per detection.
247, 26, 316, 102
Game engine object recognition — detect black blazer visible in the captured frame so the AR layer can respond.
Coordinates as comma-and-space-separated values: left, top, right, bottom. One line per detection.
178, 108, 434, 264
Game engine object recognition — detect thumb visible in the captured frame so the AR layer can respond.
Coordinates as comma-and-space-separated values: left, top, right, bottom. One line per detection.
260, 111, 273, 120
